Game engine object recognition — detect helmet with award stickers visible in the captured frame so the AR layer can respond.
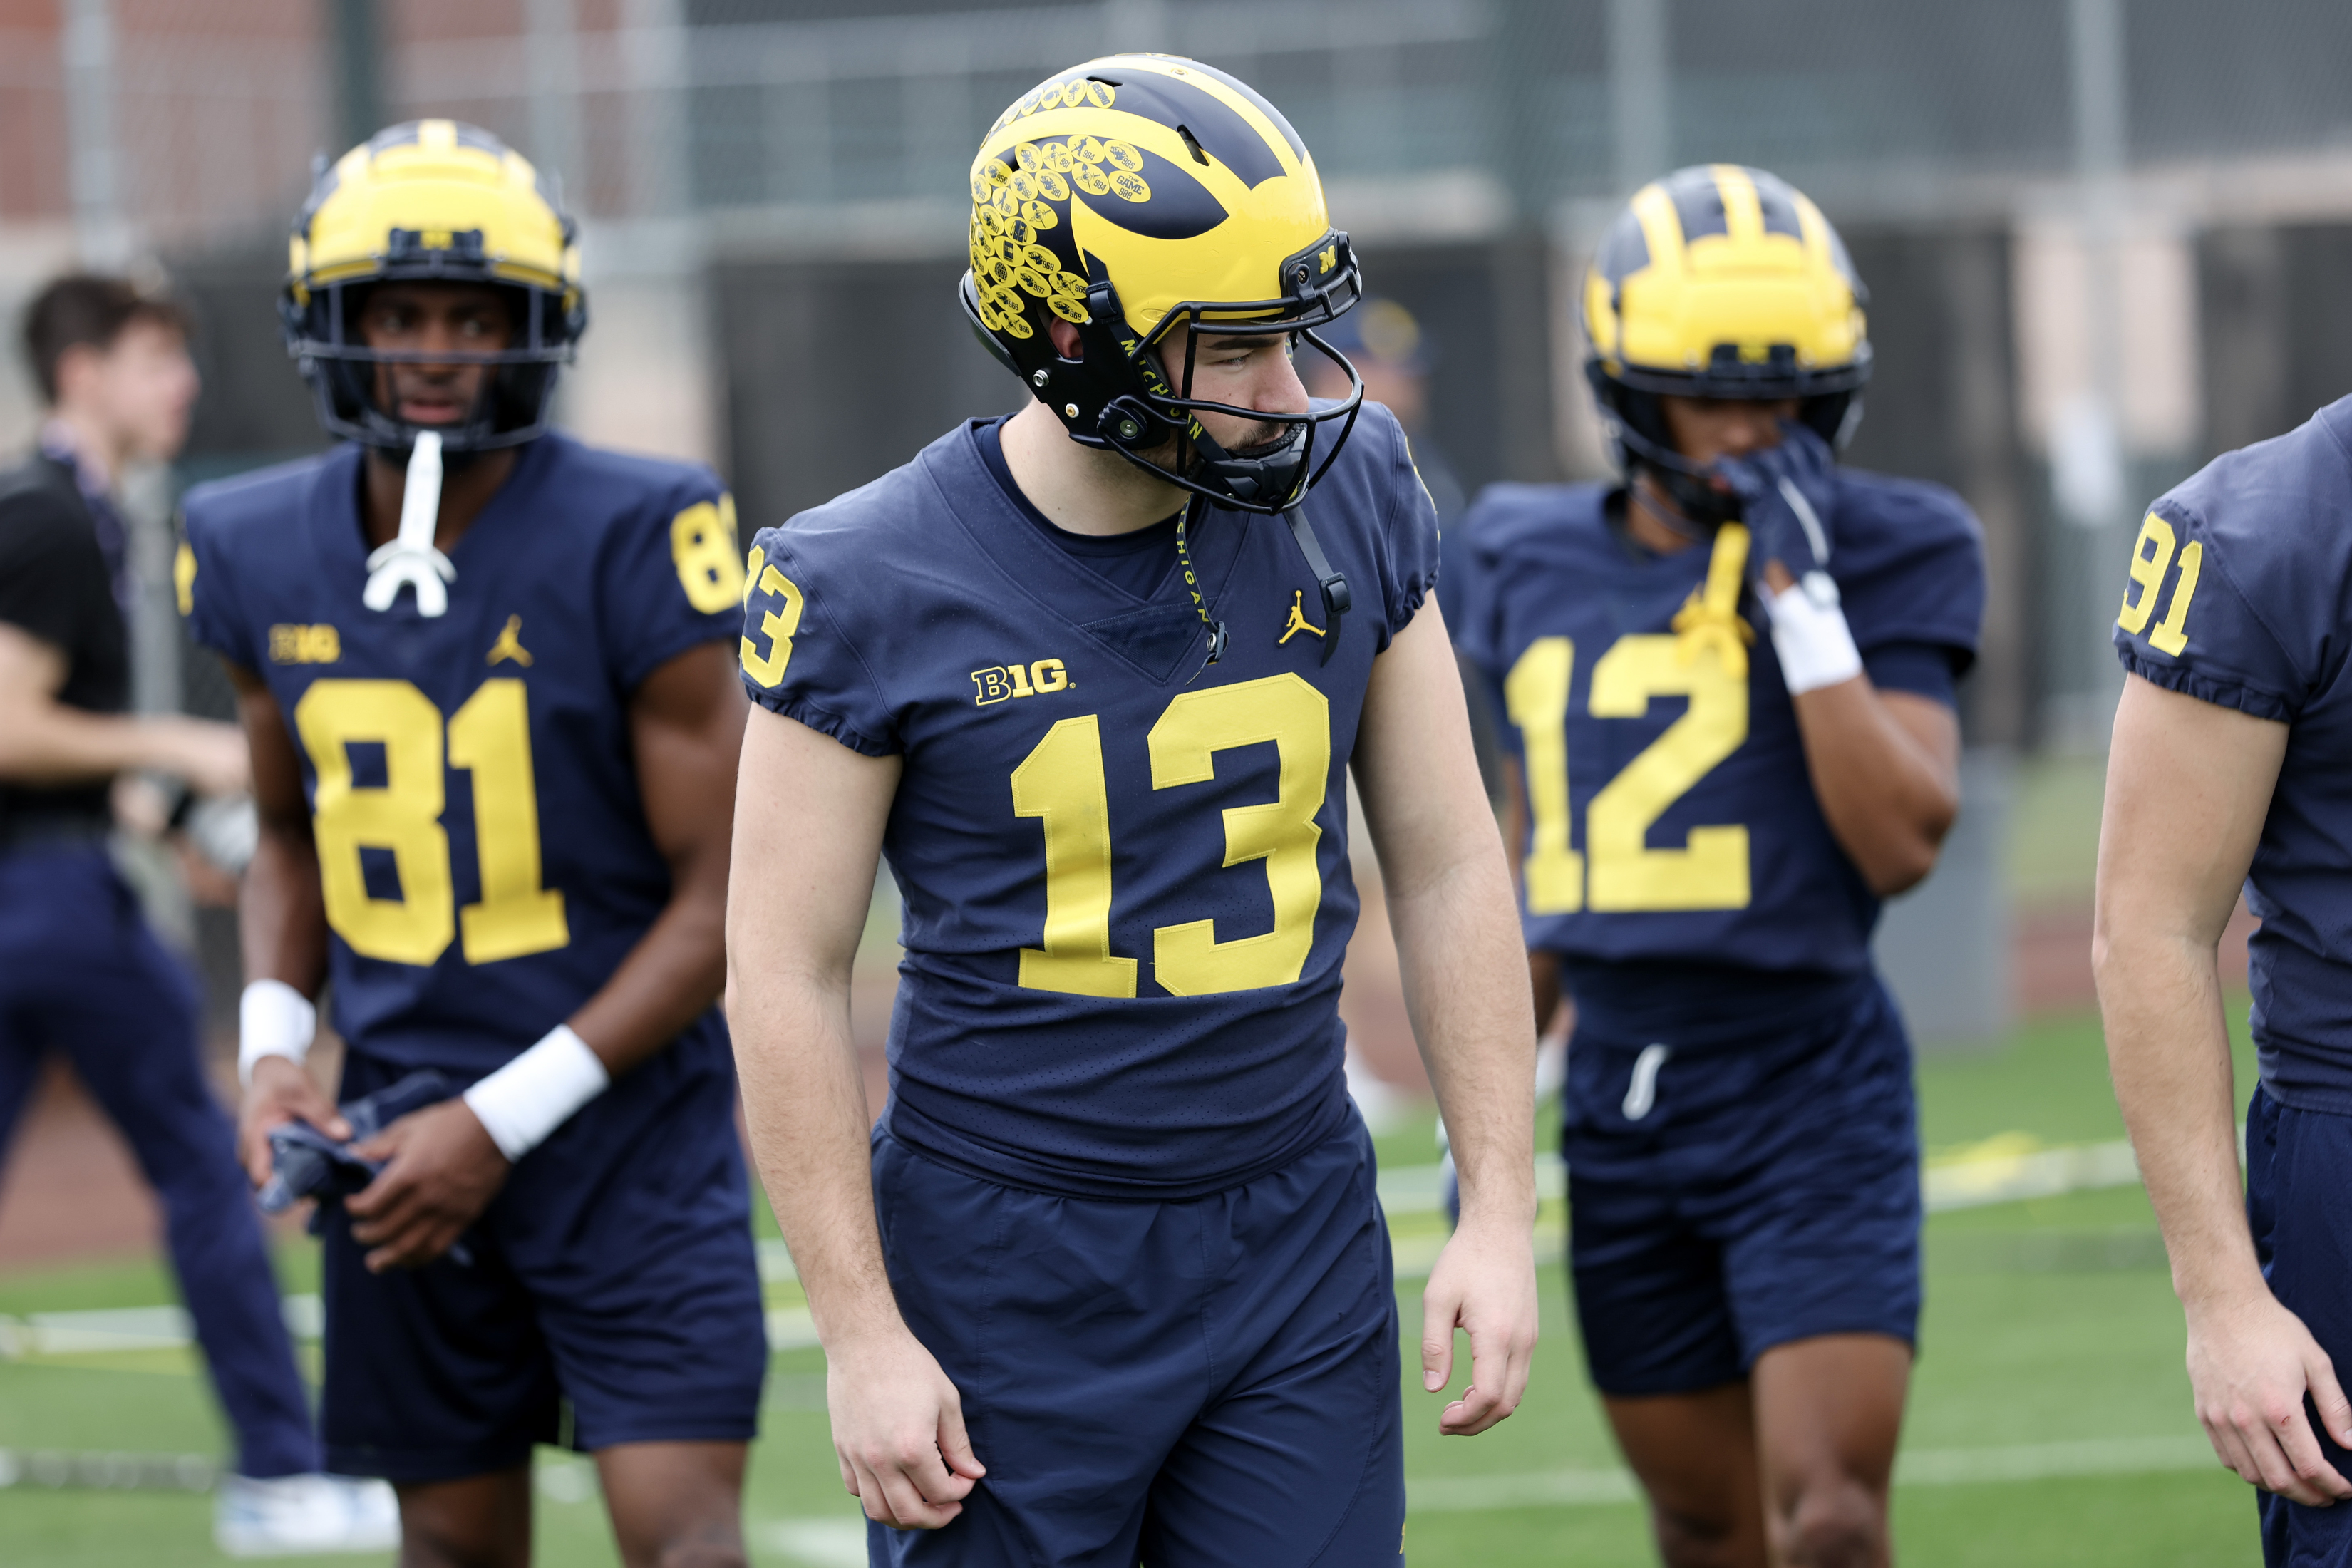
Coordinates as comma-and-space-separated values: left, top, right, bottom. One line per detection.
959, 55, 1365, 516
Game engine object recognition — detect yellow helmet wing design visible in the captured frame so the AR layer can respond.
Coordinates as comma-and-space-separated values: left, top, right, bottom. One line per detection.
961, 56, 1366, 518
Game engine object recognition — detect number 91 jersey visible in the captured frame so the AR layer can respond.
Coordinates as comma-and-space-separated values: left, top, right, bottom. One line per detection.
738, 408, 1440, 1200
2111, 396, 2352, 1111
180, 433, 746, 1073
1455, 473, 1982, 1043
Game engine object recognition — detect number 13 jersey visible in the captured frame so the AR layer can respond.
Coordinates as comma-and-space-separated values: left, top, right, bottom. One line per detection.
180, 433, 745, 1073
739, 408, 1440, 1200
1455, 473, 1983, 1046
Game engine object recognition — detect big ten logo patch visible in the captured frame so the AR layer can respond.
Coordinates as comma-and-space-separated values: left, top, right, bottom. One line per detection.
971, 659, 1071, 706
269, 624, 341, 664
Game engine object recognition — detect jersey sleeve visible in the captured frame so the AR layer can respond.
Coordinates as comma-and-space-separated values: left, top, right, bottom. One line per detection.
1832, 481, 1985, 679
0, 489, 103, 655
1374, 419, 1444, 649
2111, 497, 2310, 722
177, 500, 261, 671
1860, 641, 1958, 706
738, 525, 902, 756
597, 468, 748, 693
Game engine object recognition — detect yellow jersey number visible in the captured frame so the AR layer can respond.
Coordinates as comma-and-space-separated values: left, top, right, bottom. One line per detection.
1503, 633, 1750, 914
1011, 672, 1329, 999
2116, 511, 2202, 656
293, 678, 569, 967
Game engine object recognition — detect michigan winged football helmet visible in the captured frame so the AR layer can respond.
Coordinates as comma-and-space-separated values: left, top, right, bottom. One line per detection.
1584, 164, 1869, 525
281, 119, 586, 453
959, 54, 1365, 518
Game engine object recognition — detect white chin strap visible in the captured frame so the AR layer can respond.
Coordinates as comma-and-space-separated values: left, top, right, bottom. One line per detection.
363, 430, 457, 617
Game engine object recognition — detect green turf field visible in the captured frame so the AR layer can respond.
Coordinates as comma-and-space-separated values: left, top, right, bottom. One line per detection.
0, 1006, 2263, 1566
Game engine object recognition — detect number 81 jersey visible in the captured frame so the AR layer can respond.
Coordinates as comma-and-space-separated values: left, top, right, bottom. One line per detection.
1454, 473, 1982, 1031
181, 433, 746, 1073
738, 411, 1440, 1200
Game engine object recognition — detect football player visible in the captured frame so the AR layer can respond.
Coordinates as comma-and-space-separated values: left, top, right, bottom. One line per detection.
2098, 398, 2352, 1566
1454, 165, 1985, 1566
726, 56, 1539, 1565
180, 122, 765, 1568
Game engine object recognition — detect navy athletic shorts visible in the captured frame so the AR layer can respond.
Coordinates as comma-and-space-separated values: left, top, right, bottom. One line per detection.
867, 1109, 1405, 1567
2251, 1084, 2352, 1567
319, 1041, 767, 1482
1564, 974, 1921, 1398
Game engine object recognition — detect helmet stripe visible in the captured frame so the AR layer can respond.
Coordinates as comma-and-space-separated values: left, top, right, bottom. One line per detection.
1712, 165, 1767, 248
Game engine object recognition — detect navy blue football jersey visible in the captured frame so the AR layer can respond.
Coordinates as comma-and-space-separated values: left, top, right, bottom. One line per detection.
182, 433, 744, 1073
2112, 396, 2352, 1111
738, 406, 1440, 1199
1456, 471, 1984, 1044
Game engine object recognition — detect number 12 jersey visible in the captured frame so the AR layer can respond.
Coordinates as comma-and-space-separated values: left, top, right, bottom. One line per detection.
1454, 472, 1984, 1046
738, 408, 1440, 1200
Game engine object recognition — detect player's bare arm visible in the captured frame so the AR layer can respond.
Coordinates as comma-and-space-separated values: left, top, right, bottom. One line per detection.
0, 618, 247, 795
230, 661, 347, 1179
2095, 673, 2352, 1506
346, 642, 748, 1272
1354, 599, 1540, 1435
1779, 666, 1958, 895
726, 709, 983, 1531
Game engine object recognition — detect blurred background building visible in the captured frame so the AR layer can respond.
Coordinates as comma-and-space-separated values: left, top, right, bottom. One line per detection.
1, 0, 2348, 1046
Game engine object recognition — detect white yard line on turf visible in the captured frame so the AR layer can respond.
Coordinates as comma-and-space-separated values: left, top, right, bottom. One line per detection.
1374, 1135, 2148, 1219
765, 1518, 869, 1567
0, 1135, 2157, 1358
1408, 1435, 2219, 1512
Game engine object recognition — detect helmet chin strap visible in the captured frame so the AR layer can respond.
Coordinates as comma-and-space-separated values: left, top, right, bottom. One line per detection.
363, 430, 458, 617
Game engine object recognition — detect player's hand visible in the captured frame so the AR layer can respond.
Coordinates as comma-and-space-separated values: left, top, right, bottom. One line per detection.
239, 1054, 349, 1190
1421, 1209, 1539, 1436
1714, 421, 1838, 594
825, 1321, 986, 1529
346, 1101, 510, 1272
2187, 1288, 2352, 1505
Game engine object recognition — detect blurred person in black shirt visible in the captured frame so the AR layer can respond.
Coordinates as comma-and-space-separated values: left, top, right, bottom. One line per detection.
0, 274, 394, 1555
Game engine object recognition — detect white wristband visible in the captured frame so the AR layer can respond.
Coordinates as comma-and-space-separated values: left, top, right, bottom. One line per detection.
238, 979, 317, 1088
462, 1025, 611, 1162
1765, 573, 1864, 695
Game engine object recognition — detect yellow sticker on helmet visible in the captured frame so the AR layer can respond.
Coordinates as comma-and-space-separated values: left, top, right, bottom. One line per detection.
1021, 200, 1058, 229
1110, 171, 1150, 203
1001, 311, 1033, 339
1048, 293, 1090, 323
1009, 170, 1038, 200
1041, 141, 1076, 173
1015, 143, 1042, 172
1084, 81, 1115, 108
1018, 89, 1041, 116
1021, 244, 1058, 274
976, 296, 1004, 331
1066, 136, 1104, 165
1035, 170, 1071, 202
970, 172, 991, 203
1053, 270, 1088, 299
984, 160, 1011, 187
1103, 140, 1143, 173
1073, 165, 1111, 196
1015, 267, 1051, 297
